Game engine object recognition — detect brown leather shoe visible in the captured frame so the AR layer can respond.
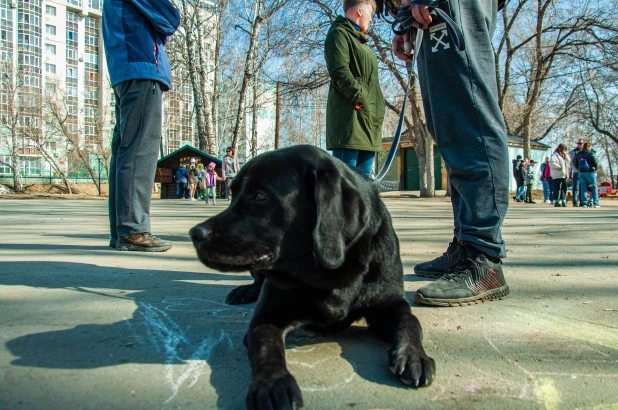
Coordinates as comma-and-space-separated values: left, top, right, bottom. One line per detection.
116, 233, 172, 252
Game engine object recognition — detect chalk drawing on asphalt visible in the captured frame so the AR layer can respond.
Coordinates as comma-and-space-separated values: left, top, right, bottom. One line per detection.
127, 301, 235, 403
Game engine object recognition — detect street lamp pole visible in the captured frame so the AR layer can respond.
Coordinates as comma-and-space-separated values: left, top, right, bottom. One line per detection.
96, 157, 103, 196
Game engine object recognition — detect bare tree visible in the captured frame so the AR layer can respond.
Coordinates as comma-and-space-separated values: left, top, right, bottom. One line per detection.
230, 0, 287, 150
495, 0, 618, 159
574, 59, 618, 188
168, 0, 219, 154
22, 121, 73, 194
0, 60, 27, 192
43, 84, 100, 190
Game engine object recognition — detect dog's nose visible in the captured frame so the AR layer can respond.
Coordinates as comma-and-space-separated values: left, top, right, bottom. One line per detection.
189, 225, 211, 242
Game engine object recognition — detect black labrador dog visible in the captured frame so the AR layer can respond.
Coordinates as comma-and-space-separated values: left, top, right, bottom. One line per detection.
190, 145, 434, 409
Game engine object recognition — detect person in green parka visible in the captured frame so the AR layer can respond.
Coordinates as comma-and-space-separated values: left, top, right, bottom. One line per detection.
325, 0, 385, 177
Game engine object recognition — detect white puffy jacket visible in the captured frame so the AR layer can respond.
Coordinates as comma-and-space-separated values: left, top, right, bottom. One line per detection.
549, 152, 570, 179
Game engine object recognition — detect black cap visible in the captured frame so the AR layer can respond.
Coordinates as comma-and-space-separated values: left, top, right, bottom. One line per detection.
516, 155, 522, 159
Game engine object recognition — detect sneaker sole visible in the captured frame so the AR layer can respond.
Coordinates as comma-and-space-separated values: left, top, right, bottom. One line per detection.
414, 285, 510, 307
413, 269, 448, 278
117, 244, 172, 252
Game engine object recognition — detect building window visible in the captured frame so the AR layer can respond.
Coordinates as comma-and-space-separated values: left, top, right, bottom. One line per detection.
88, 0, 101, 11
66, 30, 77, 42
46, 25, 56, 35
46, 5, 56, 16
45, 44, 56, 54
45, 63, 56, 73
21, 158, 41, 176
45, 83, 56, 92
0, 155, 12, 174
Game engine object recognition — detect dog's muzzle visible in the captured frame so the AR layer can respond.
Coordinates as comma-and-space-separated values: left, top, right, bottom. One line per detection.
189, 225, 211, 243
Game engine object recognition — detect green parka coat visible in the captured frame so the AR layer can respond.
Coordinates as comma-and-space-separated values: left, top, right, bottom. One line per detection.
325, 16, 385, 152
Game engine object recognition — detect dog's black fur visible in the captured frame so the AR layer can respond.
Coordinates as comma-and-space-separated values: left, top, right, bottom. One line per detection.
190, 145, 435, 409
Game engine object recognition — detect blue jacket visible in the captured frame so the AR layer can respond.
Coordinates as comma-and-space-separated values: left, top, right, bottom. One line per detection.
175, 167, 188, 183
102, 0, 180, 90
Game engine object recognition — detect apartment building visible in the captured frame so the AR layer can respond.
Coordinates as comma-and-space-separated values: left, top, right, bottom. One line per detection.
0, 0, 216, 183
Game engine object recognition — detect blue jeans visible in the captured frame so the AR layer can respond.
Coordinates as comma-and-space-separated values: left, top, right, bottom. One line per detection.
176, 182, 186, 199
331, 149, 375, 177
418, 0, 508, 258
542, 179, 552, 201
224, 177, 234, 201
205, 186, 216, 204
515, 185, 526, 201
578, 172, 598, 206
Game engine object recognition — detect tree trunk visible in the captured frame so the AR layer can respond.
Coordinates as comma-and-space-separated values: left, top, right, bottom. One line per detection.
11, 151, 23, 192
183, 6, 207, 151
602, 136, 616, 189
423, 133, 435, 197
197, 19, 215, 155
231, 2, 263, 150
38, 149, 72, 194
77, 149, 99, 189
251, 68, 259, 157
406, 77, 434, 198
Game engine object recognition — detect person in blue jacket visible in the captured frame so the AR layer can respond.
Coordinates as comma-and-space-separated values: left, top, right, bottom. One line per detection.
103, 0, 180, 252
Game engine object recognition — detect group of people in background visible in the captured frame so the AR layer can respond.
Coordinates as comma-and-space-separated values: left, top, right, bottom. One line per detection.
513, 139, 600, 208
174, 147, 239, 205
513, 156, 537, 203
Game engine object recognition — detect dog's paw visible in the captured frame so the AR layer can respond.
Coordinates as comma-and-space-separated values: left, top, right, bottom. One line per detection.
226, 284, 261, 305
389, 344, 435, 387
246, 370, 304, 410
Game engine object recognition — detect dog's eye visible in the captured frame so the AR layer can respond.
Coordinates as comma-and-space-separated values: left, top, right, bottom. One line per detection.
256, 192, 268, 202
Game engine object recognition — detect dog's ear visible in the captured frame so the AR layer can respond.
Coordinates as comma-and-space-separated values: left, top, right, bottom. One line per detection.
310, 164, 370, 270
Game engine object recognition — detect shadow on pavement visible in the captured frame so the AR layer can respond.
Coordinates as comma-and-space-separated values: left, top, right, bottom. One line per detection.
1, 261, 426, 406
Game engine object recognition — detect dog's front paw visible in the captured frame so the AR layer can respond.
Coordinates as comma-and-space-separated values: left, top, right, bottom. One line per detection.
389, 344, 435, 387
226, 284, 261, 305
246, 369, 303, 410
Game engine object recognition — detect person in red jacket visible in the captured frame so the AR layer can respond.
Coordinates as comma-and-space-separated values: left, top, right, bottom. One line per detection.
540, 156, 553, 203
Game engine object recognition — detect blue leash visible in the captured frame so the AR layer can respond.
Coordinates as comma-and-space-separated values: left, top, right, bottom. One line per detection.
373, 0, 464, 185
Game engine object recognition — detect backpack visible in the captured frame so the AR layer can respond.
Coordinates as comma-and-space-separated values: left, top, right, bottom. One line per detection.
577, 152, 591, 172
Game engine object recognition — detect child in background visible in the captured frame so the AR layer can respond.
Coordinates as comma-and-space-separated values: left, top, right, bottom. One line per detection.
205, 162, 224, 205
197, 163, 206, 200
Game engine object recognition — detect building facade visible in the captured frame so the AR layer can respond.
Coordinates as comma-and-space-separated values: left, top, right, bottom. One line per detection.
0, 0, 216, 184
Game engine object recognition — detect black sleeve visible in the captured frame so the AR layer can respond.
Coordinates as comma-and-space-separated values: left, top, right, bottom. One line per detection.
589, 154, 598, 171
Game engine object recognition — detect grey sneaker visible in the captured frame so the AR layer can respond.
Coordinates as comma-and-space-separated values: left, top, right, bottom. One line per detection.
414, 238, 466, 278
415, 253, 510, 307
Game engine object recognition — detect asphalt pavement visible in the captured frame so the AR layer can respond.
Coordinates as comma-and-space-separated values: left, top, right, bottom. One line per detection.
0, 197, 616, 410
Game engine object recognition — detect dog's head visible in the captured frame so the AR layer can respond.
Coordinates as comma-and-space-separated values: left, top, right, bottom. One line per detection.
190, 145, 373, 279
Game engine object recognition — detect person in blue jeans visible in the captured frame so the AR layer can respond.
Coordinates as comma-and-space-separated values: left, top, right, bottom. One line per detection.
569, 139, 584, 207
540, 156, 553, 203
175, 165, 188, 199
513, 156, 526, 202
386, 0, 510, 306
325, 0, 385, 177
103, 0, 180, 252
576, 143, 600, 208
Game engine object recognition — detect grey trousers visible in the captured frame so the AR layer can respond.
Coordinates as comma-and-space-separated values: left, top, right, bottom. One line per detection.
109, 79, 163, 240
417, 0, 509, 258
